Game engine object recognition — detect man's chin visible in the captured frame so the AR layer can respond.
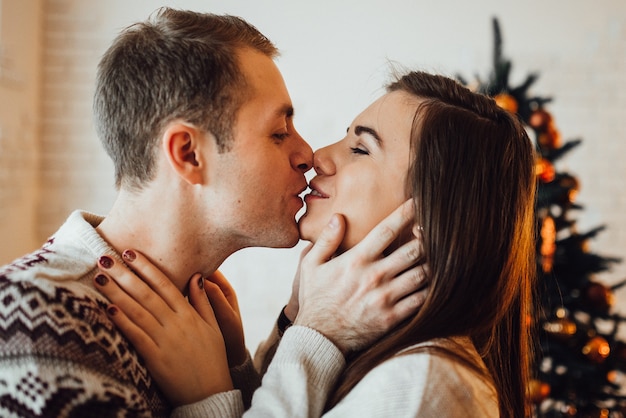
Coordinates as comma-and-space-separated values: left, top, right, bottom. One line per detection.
297, 218, 317, 244
280, 226, 303, 248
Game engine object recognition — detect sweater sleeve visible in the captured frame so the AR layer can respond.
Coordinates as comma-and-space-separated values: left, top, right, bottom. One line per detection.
243, 326, 345, 418
229, 350, 261, 409
169, 326, 345, 418
171, 391, 244, 418
252, 322, 281, 376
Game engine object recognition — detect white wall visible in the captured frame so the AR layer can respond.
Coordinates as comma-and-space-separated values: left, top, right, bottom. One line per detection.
2, 0, 625, 351
0, 0, 42, 263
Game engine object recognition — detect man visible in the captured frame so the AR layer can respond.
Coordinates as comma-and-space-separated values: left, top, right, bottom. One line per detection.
0, 8, 423, 417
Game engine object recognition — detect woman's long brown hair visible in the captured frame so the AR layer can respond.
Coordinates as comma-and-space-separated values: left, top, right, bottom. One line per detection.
326, 71, 536, 418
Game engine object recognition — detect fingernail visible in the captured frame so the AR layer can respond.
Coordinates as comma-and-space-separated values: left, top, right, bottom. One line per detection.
122, 249, 136, 262
197, 275, 204, 289
95, 274, 109, 286
328, 214, 339, 229
107, 305, 118, 316
99, 255, 114, 269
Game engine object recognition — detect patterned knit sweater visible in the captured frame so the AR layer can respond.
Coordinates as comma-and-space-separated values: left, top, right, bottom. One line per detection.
0, 211, 170, 417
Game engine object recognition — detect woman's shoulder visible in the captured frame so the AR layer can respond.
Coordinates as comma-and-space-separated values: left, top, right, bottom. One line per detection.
392, 336, 491, 383
356, 336, 498, 416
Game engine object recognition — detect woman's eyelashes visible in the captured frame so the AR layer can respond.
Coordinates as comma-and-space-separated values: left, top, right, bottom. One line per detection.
350, 145, 370, 155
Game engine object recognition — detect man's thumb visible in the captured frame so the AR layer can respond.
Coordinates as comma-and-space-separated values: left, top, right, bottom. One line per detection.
305, 214, 345, 263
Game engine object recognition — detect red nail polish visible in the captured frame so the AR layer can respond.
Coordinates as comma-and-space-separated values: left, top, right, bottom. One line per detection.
95, 274, 108, 286
122, 250, 136, 262
99, 256, 114, 269
107, 305, 118, 316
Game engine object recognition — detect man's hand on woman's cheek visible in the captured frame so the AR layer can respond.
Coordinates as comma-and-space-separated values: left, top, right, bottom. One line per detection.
294, 199, 429, 354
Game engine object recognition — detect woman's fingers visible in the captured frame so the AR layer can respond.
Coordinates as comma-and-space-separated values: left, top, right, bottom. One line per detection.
206, 270, 240, 312
95, 255, 233, 405
102, 292, 159, 358
95, 259, 170, 331
96, 252, 175, 318
201, 272, 248, 367
119, 250, 185, 310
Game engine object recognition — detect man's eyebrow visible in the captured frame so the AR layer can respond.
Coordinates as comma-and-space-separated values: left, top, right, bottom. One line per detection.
275, 104, 294, 118
354, 125, 382, 146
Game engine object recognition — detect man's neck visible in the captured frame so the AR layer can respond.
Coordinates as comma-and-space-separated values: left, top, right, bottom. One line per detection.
96, 187, 231, 293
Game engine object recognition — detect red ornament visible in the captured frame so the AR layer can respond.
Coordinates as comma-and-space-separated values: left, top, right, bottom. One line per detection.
582, 336, 610, 363
538, 122, 562, 150
529, 108, 552, 130
585, 281, 615, 312
494, 93, 519, 114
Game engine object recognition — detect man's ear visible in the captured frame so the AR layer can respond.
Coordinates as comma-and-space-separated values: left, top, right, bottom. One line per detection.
162, 122, 209, 185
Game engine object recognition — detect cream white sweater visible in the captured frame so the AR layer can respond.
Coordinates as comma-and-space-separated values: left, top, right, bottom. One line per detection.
173, 326, 499, 418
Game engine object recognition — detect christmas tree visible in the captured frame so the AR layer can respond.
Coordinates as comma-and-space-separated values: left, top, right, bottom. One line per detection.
458, 18, 625, 417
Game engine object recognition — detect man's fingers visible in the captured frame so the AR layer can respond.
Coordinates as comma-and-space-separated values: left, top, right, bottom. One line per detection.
377, 237, 424, 281
386, 287, 429, 326
369, 265, 430, 329
355, 199, 415, 260
303, 214, 346, 264
387, 263, 429, 303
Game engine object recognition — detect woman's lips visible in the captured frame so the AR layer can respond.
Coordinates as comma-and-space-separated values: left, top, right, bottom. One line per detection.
304, 182, 329, 202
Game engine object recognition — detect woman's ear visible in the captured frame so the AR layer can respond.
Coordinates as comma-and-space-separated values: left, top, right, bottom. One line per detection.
162, 122, 209, 185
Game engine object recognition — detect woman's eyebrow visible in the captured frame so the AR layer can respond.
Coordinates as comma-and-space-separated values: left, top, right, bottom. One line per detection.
354, 125, 382, 146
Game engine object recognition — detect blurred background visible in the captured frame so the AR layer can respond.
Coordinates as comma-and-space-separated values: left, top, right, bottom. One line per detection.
0, 0, 624, 351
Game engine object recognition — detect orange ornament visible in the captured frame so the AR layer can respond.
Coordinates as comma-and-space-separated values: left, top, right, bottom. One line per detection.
535, 158, 555, 183
539, 216, 556, 273
527, 379, 551, 403
529, 108, 553, 130
494, 93, 518, 113
582, 336, 610, 363
543, 317, 576, 340
558, 175, 580, 203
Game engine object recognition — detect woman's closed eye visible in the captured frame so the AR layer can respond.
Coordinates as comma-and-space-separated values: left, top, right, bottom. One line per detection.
350, 146, 369, 155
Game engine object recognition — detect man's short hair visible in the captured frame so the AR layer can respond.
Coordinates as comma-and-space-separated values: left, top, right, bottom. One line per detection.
93, 7, 278, 190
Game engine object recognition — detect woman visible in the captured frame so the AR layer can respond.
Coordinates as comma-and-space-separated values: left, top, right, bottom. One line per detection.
96, 70, 536, 417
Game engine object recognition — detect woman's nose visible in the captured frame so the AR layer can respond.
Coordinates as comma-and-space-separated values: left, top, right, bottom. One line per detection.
313, 144, 336, 175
